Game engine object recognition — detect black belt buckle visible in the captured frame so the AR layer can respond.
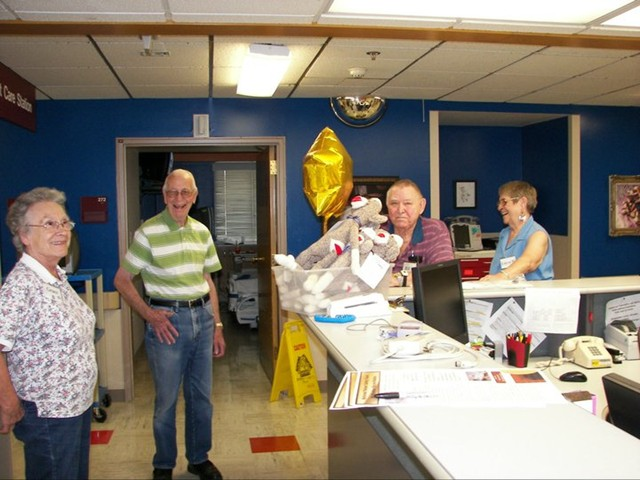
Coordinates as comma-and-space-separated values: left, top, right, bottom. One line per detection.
187, 295, 206, 308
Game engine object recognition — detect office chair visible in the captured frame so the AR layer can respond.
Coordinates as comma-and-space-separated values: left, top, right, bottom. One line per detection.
602, 372, 640, 439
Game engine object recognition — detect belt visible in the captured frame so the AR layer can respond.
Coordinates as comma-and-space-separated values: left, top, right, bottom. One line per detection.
148, 293, 210, 309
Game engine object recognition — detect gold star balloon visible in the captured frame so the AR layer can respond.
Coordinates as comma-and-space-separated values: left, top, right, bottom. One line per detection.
302, 127, 354, 233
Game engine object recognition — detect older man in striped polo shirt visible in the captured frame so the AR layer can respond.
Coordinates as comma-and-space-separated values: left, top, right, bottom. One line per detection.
114, 169, 225, 480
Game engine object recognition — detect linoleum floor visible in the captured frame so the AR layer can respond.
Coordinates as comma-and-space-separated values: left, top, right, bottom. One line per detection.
10, 310, 328, 479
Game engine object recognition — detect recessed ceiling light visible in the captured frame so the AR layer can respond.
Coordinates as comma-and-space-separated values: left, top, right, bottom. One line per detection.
603, 6, 640, 27
328, 0, 632, 25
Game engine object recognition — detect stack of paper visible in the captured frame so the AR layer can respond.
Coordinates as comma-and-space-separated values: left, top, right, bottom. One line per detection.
331, 368, 568, 410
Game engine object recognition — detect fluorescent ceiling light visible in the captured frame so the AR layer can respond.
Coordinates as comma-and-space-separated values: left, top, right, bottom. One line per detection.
603, 6, 640, 27
328, 0, 632, 24
237, 44, 291, 97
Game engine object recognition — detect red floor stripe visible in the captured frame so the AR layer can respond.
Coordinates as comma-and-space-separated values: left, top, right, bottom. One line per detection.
91, 430, 114, 445
249, 435, 300, 453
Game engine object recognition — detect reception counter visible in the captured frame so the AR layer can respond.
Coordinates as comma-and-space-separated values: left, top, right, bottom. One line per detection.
391, 274, 640, 356
301, 275, 640, 479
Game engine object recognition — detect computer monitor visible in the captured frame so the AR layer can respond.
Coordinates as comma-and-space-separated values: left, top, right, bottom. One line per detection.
602, 373, 640, 439
411, 259, 469, 344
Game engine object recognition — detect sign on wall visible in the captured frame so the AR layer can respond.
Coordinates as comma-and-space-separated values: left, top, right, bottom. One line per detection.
0, 61, 36, 132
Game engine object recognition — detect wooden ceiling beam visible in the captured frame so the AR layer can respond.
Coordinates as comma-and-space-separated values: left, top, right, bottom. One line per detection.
1, 21, 639, 50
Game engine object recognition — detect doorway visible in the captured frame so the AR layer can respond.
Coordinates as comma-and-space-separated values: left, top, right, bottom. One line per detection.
115, 136, 287, 401
429, 111, 581, 279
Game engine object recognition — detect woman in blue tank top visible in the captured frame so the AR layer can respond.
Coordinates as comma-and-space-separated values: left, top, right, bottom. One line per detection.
481, 180, 554, 282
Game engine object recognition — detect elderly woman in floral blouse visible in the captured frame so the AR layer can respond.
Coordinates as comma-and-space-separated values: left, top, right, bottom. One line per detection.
0, 187, 97, 480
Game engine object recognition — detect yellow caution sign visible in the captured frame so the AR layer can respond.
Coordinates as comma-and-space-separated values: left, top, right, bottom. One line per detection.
270, 319, 321, 407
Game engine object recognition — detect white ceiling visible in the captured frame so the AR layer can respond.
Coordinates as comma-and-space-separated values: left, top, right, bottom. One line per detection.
0, 0, 639, 124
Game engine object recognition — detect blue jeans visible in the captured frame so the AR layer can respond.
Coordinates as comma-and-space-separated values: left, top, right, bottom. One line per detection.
13, 401, 92, 480
145, 302, 214, 469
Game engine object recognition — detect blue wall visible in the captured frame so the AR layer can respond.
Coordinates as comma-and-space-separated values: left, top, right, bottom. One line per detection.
523, 118, 569, 236
439, 125, 523, 231
1, 98, 638, 288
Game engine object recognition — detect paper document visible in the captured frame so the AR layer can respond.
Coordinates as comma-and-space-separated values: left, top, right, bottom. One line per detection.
465, 298, 493, 341
522, 288, 580, 334
481, 298, 545, 353
605, 293, 640, 325
330, 368, 567, 410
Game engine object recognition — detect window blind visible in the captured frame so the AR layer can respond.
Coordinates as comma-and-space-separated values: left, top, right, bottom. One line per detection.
213, 163, 257, 244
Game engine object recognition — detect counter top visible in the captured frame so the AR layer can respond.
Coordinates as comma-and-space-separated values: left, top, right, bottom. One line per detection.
389, 274, 640, 301
304, 310, 640, 479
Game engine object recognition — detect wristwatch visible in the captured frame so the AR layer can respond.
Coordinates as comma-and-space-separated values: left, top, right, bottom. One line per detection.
215, 322, 224, 329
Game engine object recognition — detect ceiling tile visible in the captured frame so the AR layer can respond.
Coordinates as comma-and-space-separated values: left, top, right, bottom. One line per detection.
3, 0, 166, 21
0, 36, 102, 67
579, 84, 640, 105
128, 84, 210, 98
37, 85, 129, 100
97, 37, 209, 68
15, 66, 116, 85
115, 66, 209, 85
499, 51, 620, 76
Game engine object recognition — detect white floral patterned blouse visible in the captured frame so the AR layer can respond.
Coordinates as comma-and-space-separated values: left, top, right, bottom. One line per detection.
0, 254, 97, 418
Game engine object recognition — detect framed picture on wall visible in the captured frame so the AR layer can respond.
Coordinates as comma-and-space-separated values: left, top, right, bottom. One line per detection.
609, 175, 640, 236
455, 180, 476, 209
351, 176, 399, 214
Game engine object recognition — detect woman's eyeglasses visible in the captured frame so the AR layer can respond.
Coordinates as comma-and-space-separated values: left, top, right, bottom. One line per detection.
26, 220, 76, 230
496, 197, 520, 208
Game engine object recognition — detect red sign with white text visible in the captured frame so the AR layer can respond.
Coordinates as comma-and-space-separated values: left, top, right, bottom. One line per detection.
0, 61, 36, 131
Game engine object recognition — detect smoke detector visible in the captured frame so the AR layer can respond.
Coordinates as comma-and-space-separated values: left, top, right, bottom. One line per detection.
348, 67, 367, 79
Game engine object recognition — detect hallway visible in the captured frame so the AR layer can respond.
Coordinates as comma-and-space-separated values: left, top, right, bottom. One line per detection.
10, 311, 328, 479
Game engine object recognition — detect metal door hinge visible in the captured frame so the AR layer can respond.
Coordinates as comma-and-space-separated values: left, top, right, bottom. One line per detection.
269, 159, 277, 175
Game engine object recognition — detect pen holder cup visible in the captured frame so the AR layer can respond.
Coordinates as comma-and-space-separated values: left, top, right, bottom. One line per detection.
506, 338, 530, 368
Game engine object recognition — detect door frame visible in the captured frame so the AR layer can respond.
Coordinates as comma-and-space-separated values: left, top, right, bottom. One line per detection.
115, 136, 287, 400
429, 111, 581, 279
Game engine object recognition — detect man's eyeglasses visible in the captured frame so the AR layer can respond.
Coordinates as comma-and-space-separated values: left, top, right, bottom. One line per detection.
165, 189, 196, 199
26, 220, 76, 231
496, 197, 520, 208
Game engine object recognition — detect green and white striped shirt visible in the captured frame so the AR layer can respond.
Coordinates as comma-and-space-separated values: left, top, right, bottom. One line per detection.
122, 209, 222, 300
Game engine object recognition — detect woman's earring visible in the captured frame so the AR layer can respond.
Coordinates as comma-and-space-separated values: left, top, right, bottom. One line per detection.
518, 213, 526, 222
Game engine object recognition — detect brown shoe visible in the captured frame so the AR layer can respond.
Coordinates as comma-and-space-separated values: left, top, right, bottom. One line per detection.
187, 460, 222, 480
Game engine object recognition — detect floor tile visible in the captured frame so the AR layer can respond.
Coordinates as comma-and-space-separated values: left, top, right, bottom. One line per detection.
249, 435, 300, 453
90, 430, 114, 445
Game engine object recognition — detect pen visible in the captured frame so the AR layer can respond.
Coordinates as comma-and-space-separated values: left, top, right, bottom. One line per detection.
345, 301, 377, 308
374, 392, 434, 399
375, 392, 400, 399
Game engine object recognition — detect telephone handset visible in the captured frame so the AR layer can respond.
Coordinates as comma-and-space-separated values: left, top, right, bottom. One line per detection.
559, 335, 613, 369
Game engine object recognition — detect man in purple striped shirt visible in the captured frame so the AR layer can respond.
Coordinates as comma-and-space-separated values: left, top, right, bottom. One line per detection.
385, 179, 454, 286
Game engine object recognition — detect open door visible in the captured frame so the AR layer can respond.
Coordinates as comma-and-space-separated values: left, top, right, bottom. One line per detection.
256, 148, 278, 381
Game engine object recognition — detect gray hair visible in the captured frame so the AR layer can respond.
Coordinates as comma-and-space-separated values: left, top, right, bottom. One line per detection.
499, 180, 538, 213
162, 168, 198, 193
6, 187, 67, 253
386, 179, 424, 203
